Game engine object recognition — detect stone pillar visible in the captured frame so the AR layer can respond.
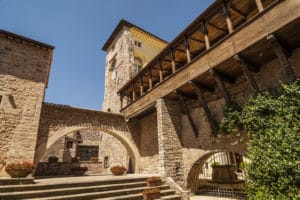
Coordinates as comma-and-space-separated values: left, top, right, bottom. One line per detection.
156, 98, 184, 185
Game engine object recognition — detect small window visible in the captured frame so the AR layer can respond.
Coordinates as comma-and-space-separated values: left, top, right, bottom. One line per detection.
134, 40, 142, 47
104, 156, 109, 168
109, 58, 117, 71
0, 95, 2, 106
66, 141, 73, 149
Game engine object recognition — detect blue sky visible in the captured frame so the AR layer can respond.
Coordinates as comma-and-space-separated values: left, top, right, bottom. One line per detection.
0, 0, 212, 110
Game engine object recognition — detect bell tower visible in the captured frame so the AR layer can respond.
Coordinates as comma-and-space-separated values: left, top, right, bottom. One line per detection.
102, 20, 168, 113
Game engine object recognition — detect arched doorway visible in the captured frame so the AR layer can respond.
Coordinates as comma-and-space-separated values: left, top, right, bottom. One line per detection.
34, 127, 140, 176
187, 151, 249, 193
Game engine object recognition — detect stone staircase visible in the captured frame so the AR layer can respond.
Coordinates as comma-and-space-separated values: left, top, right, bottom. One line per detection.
197, 185, 247, 199
0, 176, 182, 200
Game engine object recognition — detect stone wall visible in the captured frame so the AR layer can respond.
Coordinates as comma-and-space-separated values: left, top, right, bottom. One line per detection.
139, 112, 159, 174
156, 98, 185, 185
35, 103, 141, 174
0, 31, 53, 177
99, 134, 128, 174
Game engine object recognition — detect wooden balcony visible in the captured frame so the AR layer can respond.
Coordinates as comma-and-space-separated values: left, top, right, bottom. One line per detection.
118, 0, 300, 118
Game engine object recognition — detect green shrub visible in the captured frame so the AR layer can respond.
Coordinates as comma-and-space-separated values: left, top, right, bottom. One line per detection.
240, 80, 300, 199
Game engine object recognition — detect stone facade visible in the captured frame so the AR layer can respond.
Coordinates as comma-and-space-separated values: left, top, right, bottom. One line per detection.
102, 26, 134, 113
0, 30, 53, 177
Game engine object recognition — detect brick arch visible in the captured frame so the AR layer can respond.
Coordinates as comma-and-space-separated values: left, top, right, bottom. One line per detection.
34, 103, 141, 172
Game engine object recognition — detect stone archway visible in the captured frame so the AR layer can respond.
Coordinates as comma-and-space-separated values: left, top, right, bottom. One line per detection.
34, 103, 141, 173
186, 150, 248, 192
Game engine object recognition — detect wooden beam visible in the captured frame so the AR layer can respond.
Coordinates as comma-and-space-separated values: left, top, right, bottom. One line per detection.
255, 0, 264, 12
222, 2, 234, 33
230, 6, 246, 19
184, 36, 191, 63
175, 91, 199, 137
132, 82, 136, 101
170, 48, 176, 73
267, 34, 296, 81
158, 60, 164, 82
148, 68, 153, 90
213, 69, 235, 84
209, 69, 232, 105
189, 80, 215, 93
208, 23, 227, 33
200, 22, 210, 50
234, 55, 259, 92
190, 81, 218, 136
139, 76, 144, 96
190, 37, 204, 44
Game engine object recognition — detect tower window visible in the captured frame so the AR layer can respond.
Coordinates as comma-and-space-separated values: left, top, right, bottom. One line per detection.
0, 95, 2, 106
134, 40, 142, 48
109, 57, 117, 71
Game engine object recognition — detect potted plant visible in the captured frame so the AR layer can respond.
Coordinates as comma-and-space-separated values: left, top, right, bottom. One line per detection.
5, 162, 35, 178
146, 176, 162, 187
48, 156, 58, 163
110, 165, 127, 175
142, 188, 160, 200
71, 166, 88, 176
90, 157, 99, 163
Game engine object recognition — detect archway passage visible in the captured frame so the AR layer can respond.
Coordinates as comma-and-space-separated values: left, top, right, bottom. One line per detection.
187, 151, 249, 194
34, 103, 141, 174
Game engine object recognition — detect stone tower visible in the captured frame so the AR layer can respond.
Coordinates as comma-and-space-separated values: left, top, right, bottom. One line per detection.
0, 30, 54, 166
102, 20, 168, 113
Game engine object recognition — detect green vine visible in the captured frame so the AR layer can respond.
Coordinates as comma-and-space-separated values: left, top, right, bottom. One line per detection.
220, 80, 300, 199
219, 103, 242, 134
241, 80, 300, 200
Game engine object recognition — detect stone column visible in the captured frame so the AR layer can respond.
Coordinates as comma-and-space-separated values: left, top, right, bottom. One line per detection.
156, 98, 184, 185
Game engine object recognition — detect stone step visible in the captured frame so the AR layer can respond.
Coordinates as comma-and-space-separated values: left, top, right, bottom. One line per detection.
23, 188, 176, 200
0, 181, 160, 199
0, 177, 148, 192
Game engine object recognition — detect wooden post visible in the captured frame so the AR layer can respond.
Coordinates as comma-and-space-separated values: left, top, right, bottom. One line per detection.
132, 82, 136, 101
267, 34, 296, 81
148, 68, 153, 90
255, 0, 264, 12
200, 22, 210, 50
190, 81, 218, 135
170, 48, 176, 73
234, 55, 259, 92
222, 3, 233, 33
209, 69, 232, 105
176, 91, 199, 137
139, 75, 144, 96
184, 36, 191, 63
158, 60, 163, 82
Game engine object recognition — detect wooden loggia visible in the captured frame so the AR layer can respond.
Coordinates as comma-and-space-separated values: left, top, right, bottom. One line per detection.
119, 0, 296, 118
